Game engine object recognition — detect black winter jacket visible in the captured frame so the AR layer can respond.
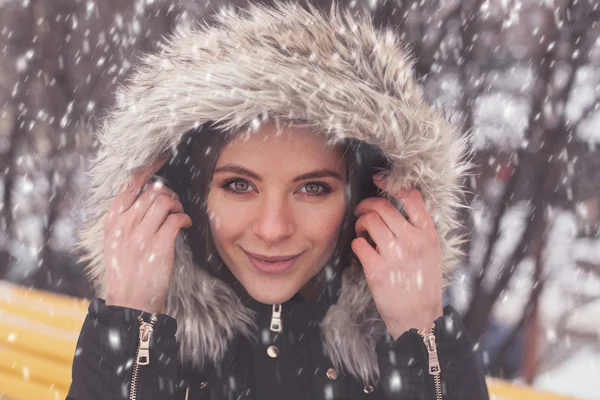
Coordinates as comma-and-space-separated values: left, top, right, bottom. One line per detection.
68, 3, 489, 400
67, 296, 488, 400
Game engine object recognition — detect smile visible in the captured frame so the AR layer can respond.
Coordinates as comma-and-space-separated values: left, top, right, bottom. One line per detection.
243, 250, 304, 274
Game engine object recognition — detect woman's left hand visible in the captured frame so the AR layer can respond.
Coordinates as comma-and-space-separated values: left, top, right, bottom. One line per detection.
352, 175, 444, 340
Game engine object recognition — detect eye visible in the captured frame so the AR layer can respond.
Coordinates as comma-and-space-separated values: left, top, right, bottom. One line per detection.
223, 179, 255, 193
299, 182, 331, 196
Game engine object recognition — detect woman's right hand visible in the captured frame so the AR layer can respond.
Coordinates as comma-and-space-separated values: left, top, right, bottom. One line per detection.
103, 157, 193, 314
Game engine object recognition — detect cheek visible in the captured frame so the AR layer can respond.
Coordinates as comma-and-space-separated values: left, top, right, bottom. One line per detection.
206, 191, 246, 241
299, 197, 347, 245
208, 210, 249, 243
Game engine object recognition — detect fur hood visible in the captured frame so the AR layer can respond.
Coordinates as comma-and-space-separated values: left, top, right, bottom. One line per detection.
76, 2, 472, 386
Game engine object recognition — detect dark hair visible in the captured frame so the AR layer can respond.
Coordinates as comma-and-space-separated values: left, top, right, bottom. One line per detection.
155, 121, 390, 301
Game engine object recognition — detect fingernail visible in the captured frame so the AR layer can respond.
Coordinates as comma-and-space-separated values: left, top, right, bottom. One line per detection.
373, 172, 386, 181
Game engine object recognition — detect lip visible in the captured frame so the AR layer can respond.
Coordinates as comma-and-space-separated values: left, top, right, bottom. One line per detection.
243, 250, 304, 274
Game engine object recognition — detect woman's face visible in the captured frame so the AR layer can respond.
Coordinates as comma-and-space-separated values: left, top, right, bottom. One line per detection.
206, 122, 347, 304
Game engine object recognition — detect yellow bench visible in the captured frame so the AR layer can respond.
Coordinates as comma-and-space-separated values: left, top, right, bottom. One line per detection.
0, 281, 87, 400
0, 281, 579, 400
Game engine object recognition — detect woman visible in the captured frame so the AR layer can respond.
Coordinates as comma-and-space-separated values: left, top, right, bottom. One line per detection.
68, 3, 489, 400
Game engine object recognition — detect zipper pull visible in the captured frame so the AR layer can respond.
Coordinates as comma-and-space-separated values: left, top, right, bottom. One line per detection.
136, 316, 157, 365
270, 304, 282, 333
422, 333, 441, 375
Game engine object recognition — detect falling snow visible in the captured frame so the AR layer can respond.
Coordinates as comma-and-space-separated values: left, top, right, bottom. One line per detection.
0, 1, 599, 399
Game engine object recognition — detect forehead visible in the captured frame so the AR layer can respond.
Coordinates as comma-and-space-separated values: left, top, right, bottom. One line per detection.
217, 122, 346, 173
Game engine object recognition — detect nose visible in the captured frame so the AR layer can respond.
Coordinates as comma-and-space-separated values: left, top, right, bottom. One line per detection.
252, 195, 295, 245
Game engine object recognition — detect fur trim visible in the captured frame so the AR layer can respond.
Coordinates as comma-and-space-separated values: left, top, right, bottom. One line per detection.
75, 2, 473, 384
321, 261, 386, 384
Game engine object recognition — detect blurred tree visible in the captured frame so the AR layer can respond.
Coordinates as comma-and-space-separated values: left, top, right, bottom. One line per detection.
0, 0, 188, 296
381, 0, 600, 382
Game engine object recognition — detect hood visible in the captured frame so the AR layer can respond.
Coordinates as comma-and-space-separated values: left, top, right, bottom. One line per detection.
76, 2, 472, 385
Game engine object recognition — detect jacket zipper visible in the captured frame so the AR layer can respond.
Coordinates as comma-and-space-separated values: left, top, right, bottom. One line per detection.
418, 323, 442, 400
270, 304, 282, 332
130, 314, 158, 400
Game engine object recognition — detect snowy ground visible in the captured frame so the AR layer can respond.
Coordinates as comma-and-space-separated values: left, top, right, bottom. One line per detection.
534, 344, 600, 400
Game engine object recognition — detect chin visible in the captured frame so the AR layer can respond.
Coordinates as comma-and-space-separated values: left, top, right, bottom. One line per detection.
244, 283, 297, 305
248, 289, 295, 305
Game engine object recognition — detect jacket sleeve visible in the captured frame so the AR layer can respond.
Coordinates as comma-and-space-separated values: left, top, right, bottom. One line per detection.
66, 298, 187, 400
376, 305, 489, 400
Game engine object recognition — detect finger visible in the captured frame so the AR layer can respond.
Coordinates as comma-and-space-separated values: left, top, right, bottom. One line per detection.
354, 197, 413, 238
351, 237, 381, 275
355, 212, 396, 254
398, 188, 435, 231
128, 182, 180, 226
113, 156, 170, 214
138, 194, 186, 234
373, 179, 434, 231
156, 213, 193, 243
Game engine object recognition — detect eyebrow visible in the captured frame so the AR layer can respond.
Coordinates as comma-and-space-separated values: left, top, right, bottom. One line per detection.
213, 164, 344, 182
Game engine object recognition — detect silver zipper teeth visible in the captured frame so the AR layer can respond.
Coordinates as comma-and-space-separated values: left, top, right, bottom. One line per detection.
129, 314, 157, 400
418, 323, 443, 400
